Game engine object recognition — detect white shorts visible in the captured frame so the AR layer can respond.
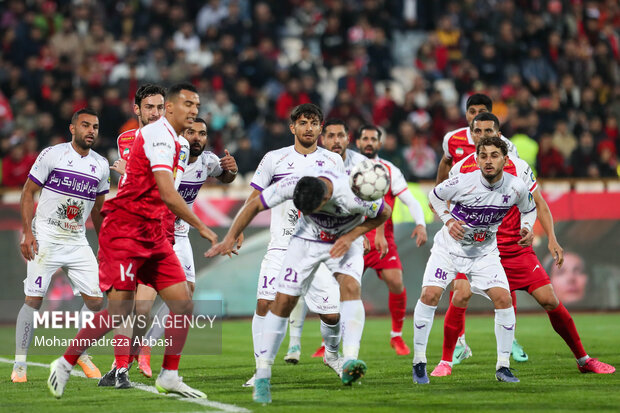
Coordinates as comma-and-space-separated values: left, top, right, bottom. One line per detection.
421, 246, 509, 298
173, 236, 195, 283
276, 237, 364, 312
24, 242, 102, 298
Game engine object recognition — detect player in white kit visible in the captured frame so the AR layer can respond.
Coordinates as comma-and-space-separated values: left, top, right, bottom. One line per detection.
206, 166, 392, 403
284, 118, 367, 362
135, 117, 238, 377
412, 136, 537, 385
240, 104, 344, 387
13, 109, 110, 382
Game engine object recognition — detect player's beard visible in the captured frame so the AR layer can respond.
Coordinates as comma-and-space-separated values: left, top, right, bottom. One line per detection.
74, 133, 95, 150
481, 167, 502, 182
361, 145, 377, 159
190, 142, 206, 157
297, 133, 318, 149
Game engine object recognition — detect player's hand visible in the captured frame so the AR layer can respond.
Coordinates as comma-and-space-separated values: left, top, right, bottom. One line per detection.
110, 158, 127, 175
198, 225, 219, 245
411, 224, 427, 247
236, 232, 244, 250
362, 235, 371, 255
446, 219, 465, 241
330, 235, 353, 258
518, 227, 534, 247
220, 150, 238, 174
205, 235, 237, 258
375, 234, 389, 259
20, 231, 38, 261
548, 238, 564, 268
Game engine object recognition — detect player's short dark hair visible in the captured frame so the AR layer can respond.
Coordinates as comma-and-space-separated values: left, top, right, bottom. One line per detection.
358, 124, 382, 141
194, 117, 207, 127
466, 93, 493, 111
323, 118, 348, 134
167, 82, 198, 101
293, 176, 326, 215
71, 108, 98, 124
134, 83, 166, 107
472, 112, 500, 131
290, 103, 323, 124
476, 136, 508, 156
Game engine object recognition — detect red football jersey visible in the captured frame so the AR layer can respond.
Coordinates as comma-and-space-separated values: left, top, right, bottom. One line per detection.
442, 127, 475, 165
117, 129, 137, 161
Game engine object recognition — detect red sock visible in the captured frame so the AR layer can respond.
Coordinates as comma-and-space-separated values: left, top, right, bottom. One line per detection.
388, 289, 407, 334
114, 334, 131, 369
64, 310, 113, 366
162, 312, 189, 371
547, 302, 587, 359
442, 303, 466, 362
128, 339, 141, 363
511, 290, 518, 314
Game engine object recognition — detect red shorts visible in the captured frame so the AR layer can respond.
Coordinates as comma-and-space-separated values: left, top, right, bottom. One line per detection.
501, 249, 551, 293
98, 210, 186, 292
364, 239, 402, 278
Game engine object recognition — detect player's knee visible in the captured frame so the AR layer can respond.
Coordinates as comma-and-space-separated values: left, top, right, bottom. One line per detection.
420, 288, 441, 306
84, 297, 104, 312
135, 300, 153, 318
256, 299, 272, 316
452, 290, 472, 307
339, 279, 361, 300
24, 296, 43, 310
494, 294, 512, 309
168, 299, 194, 316
320, 313, 340, 325
539, 295, 560, 311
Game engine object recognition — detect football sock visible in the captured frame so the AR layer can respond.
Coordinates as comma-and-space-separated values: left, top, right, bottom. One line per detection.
64, 309, 113, 366
442, 303, 466, 363
288, 296, 307, 348
145, 302, 170, 342
511, 290, 518, 314
340, 300, 365, 363
320, 320, 341, 353
114, 334, 131, 369
389, 289, 407, 336
256, 311, 287, 379
252, 312, 265, 360
494, 307, 516, 370
162, 312, 189, 371
15, 303, 36, 363
413, 300, 436, 364
546, 302, 587, 359
78, 303, 94, 357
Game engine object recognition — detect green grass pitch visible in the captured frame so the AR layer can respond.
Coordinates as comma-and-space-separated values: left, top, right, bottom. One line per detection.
1, 313, 619, 412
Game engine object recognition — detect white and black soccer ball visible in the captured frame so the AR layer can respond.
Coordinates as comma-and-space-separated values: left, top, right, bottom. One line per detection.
349, 159, 390, 201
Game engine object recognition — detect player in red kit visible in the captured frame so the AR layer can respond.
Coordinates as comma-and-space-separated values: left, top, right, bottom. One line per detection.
430, 113, 614, 377
357, 125, 427, 355
47, 83, 218, 399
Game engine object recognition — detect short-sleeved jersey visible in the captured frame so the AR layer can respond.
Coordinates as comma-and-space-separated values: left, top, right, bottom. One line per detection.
103, 116, 182, 222
175, 151, 223, 237
450, 153, 538, 256
260, 168, 384, 244
442, 127, 518, 165
117, 129, 137, 161
250, 146, 344, 250
432, 170, 536, 257
343, 149, 367, 175
27, 142, 110, 245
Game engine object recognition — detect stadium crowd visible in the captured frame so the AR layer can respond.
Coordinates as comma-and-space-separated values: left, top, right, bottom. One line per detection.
0, 0, 618, 187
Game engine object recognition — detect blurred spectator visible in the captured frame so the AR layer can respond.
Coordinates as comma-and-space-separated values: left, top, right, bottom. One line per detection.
233, 137, 260, 176
203, 90, 239, 132
2, 135, 36, 187
399, 121, 436, 180
569, 131, 599, 177
522, 45, 557, 94
320, 13, 348, 69
377, 132, 408, 178
275, 77, 310, 121
597, 140, 618, 177
551, 120, 578, 161
196, 0, 229, 36
537, 133, 566, 178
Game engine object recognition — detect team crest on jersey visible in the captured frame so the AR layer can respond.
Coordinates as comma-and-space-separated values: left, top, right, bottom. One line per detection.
287, 209, 299, 226
57, 198, 85, 221
455, 147, 464, 156
180, 149, 187, 162
316, 160, 325, 167
196, 170, 203, 178
123, 147, 130, 156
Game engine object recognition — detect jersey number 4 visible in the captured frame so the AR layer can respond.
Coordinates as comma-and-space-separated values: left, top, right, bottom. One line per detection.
120, 263, 135, 282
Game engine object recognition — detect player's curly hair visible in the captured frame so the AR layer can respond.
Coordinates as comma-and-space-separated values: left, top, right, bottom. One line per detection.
290, 103, 323, 124
293, 176, 326, 215
476, 135, 508, 156
134, 83, 166, 107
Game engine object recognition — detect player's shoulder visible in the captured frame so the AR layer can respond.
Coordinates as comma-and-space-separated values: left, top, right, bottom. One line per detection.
317, 146, 343, 162
87, 148, 109, 164
117, 128, 137, 142
201, 150, 220, 164
346, 149, 366, 163
443, 126, 469, 143
454, 153, 478, 174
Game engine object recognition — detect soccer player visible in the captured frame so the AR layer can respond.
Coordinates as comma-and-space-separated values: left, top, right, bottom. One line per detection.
435, 94, 521, 364
240, 104, 344, 387
356, 125, 427, 356
13, 108, 110, 383
430, 114, 615, 377
284, 118, 366, 361
413, 136, 537, 384
47, 83, 216, 399
136, 117, 238, 377
206, 167, 392, 403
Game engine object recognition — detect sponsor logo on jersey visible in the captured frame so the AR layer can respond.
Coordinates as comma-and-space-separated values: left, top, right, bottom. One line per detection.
123, 147, 130, 156
57, 199, 85, 221
455, 147, 464, 156
473, 231, 487, 242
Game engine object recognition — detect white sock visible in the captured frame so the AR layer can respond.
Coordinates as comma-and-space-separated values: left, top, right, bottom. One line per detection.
15, 303, 36, 363
494, 307, 516, 370
577, 355, 590, 366
256, 311, 288, 379
252, 312, 265, 360
413, 300, 437, 364
458, 333, 466, 345
288, 296, 307, 348
320, 319, 341, 354
159, 368, 179, 380
340, 300, 365, 363
145, 302, 170, 342
390, 331, 403, 338
59, 357, 73, 371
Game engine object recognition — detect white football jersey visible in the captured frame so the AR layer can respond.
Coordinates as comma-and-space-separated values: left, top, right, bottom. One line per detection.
449, 152, 537, 192
175, 151, 223, 237
250, 146, 344, 250
431, 170, 536, 257
28, 142, 110, 245
260, 168, 384, 243
343, 148, 367, 175
441, 126, 519, 160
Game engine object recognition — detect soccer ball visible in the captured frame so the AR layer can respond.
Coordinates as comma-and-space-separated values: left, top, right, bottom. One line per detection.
349, 160, 390, 201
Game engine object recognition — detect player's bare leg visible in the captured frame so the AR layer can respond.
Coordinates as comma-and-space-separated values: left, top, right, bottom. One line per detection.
336, 272, 367, 385
412, 286, 443, 384
132, 284, 158, 378
381, 269, 410, 355
154, 281, 206, 398
486, 287, 518, 383
531, 284, 615, 374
